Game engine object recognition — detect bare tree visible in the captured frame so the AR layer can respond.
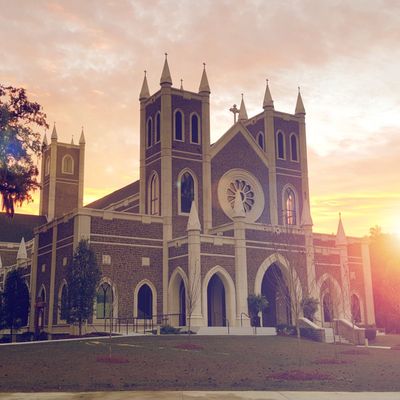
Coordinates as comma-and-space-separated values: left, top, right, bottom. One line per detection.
186, 260, 201, 338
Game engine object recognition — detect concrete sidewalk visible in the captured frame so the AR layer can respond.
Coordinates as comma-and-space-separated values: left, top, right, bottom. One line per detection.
0, 392, 399, 400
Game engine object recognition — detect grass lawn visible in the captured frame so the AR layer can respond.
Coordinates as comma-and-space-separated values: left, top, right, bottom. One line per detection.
1, 335, 400, 392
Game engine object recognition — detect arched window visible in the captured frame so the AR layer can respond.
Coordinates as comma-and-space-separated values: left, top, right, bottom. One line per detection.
190, 114, 200, 144
180, 171, 195, 213
62, 155, 73, 174
149, 173, 160, 215
45, 157, 50, 176
147, 117, 152, 148
155, 112, 161, 143
96, 282, 113, 319
284, 188, 296, 225
174, 110, 184, 141
257, 132, 264, 150
351, 294, 361, 323
138, 284, 153, 319
290, 134, 298, 161
276, 131, 285, 159
39, 286, 46, 303
59, 283, 68, 322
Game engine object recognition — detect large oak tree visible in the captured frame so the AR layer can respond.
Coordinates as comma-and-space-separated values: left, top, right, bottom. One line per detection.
0, 85, 48, 216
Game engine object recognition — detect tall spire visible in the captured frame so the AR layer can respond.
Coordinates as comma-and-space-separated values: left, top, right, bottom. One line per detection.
336, 213, 347, 246
180, 78, 184, 91
238, 94, 248, 121
139, 70, 150, 101
79, 126, 85, 145
71, 135, 74, 145
160, 53, 172, 86
199, 63, 210, 94
51, 122, 58, 141
17, 237, 27, 261
300, 196, 313, 227
187, 201, 201, 231
295, 86, 306, 115
42, 132, 48, 146
263, 79, 274, 109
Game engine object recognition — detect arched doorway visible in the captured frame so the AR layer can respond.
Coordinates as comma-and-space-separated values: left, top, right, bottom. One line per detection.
138, 284, 153, 319
351, 294, 361, 323
261, 263, 291, 327
207, 274, 226, 326
322, 292, 333, 324
168, 268, 188, 327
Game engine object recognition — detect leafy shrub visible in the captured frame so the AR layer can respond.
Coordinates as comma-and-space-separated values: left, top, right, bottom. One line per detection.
160, 324, 181, 334
37, 331, 48, 341
276, 324, 296, 336
365, 327, 377, 341
18, 331, 34, 342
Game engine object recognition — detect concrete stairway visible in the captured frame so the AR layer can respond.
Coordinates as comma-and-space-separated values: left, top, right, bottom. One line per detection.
196, 326, 276, 336
324, 328, 350, 344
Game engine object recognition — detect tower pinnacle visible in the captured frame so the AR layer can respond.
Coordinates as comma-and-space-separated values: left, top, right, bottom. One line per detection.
295, 86, 306, 115
199, 62, 210, 94
160, 53, 172, 86
238, 94, 248, 121
139, 70, 150, 101
263, 79, 274, 109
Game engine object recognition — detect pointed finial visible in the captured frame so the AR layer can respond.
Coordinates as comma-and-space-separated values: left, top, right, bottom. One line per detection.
17, 237, 27, 261
263, 78, 274, 109
199, 62, 210, 94
71, 135, 74, 145
160, 52, 172, 86
180, 79, 183, 90
187, 201, 201, 231
51, 122, 58, 141
295, 87, 306, 115
233, 192, 246, 218
42, 132, 48, 146
238, 93, 248, 121
336, 212, 347, 246
79, 126, 85, 145
139, 70, 150, 101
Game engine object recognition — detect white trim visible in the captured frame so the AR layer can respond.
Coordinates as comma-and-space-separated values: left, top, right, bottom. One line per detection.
189, 112, 201, 145
173, 109, 185, 142
202, 266, 236, 327
177, 168, 198, 216
61, 154, 74, 175
289, 132, 299, 162
276, 130, 286, 160
133, 279, 157, 322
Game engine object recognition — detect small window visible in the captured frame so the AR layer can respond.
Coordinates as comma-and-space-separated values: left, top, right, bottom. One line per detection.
62, 155, 74, 174
45, 157, 50, 175
174, 110, 184, 141
149, 173, 160, 215
147, 118, 152, 148
180, 171, 194, 213
290, 134, 298, 161
284, 188, 296, 225
155, 112, 161, 143
191, 114, 200, 144
257, 132, 264, 150
277, 132, 285, 159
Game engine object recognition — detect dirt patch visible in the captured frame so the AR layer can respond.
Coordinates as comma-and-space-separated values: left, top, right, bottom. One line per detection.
96, 355, 129, 364
267, 369, 332, 381
315, 358, 353, 364
174, 342, 204, 350
340, 349, 369, 355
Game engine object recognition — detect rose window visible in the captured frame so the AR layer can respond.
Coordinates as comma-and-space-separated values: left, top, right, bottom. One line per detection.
226, 179, 255, 212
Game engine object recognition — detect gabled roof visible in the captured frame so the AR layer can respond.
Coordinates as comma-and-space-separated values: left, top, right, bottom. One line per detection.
0, 213, 47, 243
210, 121, 269, 169
85, 180, 140, 210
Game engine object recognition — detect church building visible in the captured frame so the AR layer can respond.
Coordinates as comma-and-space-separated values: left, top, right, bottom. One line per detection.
0, 56, 376, 338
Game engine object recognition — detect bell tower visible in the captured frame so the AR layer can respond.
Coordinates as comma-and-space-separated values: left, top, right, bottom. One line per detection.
40, 124, 85, 221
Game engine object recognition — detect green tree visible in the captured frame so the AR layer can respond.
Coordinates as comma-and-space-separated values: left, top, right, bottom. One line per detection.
0, 85, 48, 216
247, 293, 268, 327
67, 240, 101, 336
2, 269, 30, 337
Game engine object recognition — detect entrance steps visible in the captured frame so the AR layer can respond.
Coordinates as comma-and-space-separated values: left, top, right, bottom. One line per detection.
323, 328, 350, 344
196, 326, 276, 336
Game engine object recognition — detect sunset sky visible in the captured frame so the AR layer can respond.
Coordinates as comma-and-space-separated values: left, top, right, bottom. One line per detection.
1, 0, 399, 237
